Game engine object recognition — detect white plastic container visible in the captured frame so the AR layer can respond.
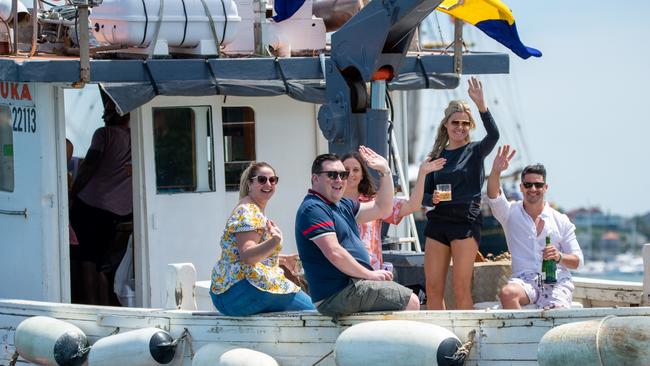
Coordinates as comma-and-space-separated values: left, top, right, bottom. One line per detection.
0, 0, 28, 22
335, 320, 464, 366
90, 0, 241, 51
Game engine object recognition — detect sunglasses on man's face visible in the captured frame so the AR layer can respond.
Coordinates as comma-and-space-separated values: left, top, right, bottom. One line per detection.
522, 182, 545, 189
317, 171, 349, 180
250, 175, 279, 185
449, 120, 472, 128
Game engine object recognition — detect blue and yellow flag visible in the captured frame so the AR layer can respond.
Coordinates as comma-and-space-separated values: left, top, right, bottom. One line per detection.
437, 0, 542, 59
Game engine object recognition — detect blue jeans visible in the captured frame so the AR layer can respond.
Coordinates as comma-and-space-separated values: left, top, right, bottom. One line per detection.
211, 279, 315, 316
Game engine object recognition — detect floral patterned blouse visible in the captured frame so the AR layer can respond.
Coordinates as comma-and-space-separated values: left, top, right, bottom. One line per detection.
357, 195, 406, 270
210, 203, 300, 295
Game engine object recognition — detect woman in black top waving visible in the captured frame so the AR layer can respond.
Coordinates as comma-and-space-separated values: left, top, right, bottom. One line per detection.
423, 77, 499, 310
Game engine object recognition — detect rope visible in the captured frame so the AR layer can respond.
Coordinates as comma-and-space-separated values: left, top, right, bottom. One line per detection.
70, 345, 91, 361
8, 351, 18, 366
274, 58, 290, 95
595, 315, 614, 366
147, 0, 164, 56
205, 59, 223, 95
416, 55, 430, 89
311, 350, 334, 365
143, 60, 160, 95
385, 89, 398, 173
174, 328, 195, 362
138, 0, 148, 47
179, 0, 188, 47
0, 17, 12, 54
446, 329, 475, 363
199, 0, 222, 57
219, 0, 228, 50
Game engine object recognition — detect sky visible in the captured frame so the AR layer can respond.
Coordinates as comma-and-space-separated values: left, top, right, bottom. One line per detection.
418, 1, 650, 217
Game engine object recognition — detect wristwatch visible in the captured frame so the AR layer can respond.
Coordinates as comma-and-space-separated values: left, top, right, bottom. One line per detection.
378, 169, 391, 177
556, 252, 563, 263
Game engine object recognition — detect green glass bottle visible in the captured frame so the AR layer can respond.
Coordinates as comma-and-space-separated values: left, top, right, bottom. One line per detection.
542, 235, 557, 284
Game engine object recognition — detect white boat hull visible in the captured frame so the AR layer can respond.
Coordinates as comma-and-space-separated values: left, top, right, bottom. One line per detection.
4, 299, 650, 365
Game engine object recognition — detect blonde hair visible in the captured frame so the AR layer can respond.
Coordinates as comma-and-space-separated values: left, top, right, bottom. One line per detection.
428, 100, 476, 158
239, 162, 275, 199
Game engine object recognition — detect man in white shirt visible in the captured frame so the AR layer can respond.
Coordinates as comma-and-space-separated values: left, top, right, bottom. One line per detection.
486, 145, 583, 309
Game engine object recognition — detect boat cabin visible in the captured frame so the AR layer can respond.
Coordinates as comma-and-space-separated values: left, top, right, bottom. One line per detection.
0, 50, 509, 308
0, 0, 512, 308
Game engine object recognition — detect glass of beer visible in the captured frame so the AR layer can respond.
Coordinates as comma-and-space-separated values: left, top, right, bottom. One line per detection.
436, 184, 452, 201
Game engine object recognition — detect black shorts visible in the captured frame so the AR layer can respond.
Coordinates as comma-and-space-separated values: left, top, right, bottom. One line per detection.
70, 198, 132, 271
424, 216, 481, 247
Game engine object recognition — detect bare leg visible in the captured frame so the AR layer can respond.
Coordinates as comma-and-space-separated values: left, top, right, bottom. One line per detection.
499, 283, 530, 309
404, 294, 421, 311
81, 261, 98, 305
424, 238, 451, 310
97, 271, 111, 306
450, 237, 478, 310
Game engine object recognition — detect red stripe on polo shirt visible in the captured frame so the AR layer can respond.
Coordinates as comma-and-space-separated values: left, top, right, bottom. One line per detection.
302, 221, 334, 236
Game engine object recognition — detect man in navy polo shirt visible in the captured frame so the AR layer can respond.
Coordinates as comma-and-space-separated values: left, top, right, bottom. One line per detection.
295, 147, 420, 317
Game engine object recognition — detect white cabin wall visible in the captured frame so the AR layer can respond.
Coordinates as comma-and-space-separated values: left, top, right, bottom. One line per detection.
0, 83, 64, 301
131, 94, 322, 307
221, 95, 320, 254
134, 97, 226, 307
53, 86, 70, 302
37, 84, 66, 301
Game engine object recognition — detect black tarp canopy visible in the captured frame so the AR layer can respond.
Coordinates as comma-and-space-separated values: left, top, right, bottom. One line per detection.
0, 52, 508, 115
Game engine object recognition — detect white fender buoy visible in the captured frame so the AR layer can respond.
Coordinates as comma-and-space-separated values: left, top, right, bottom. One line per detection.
335, 320, 464, 366
14, 316, 89, 366
88, 328, 176, 366
538, 316, 650, 365
192, 343, 279, 366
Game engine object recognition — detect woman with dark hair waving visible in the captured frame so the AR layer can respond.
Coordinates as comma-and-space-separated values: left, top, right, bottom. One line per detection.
423, 77, 499, 310
342, 151, 445, 270
210, 162, 315, 315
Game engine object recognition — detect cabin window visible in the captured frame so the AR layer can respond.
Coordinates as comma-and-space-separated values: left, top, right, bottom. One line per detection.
152, 106, 215, 194
222, 107, 255, 191
0, 105, 13, 192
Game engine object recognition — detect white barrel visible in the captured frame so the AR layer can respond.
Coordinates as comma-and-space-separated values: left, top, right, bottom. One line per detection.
192, 344, 279, 366
538, 316, 650, 366
335, 320, 464, 366
14, 316, 89, 366
88, 327, 176, 366
89, 0, 241, 48
0, 0, 28, 22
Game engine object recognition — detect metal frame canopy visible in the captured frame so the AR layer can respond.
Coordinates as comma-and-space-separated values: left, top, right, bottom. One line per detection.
0, 53, 508, 115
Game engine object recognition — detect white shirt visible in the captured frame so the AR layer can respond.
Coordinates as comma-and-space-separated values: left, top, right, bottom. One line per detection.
487, 192, 583, 280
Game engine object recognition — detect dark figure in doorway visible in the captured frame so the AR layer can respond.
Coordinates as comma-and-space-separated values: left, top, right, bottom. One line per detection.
69, 99, 132, 305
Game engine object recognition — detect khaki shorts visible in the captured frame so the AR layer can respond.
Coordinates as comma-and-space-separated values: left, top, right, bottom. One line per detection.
316, 279, 413, 317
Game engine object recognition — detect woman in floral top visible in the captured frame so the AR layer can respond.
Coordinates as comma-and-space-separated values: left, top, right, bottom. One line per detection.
210, 162, 315, 316
342, 151, 446, 269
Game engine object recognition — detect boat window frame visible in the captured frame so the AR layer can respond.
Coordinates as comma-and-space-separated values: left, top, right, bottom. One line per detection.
152, 106, 216, 194
221, 106, 256, 192
0, 103, 14, 192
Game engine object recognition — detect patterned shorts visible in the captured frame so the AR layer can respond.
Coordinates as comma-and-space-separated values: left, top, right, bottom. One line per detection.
509, 273, 575, 309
